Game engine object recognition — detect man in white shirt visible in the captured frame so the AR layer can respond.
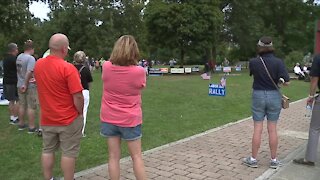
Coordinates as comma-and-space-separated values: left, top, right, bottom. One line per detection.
294, 63, 305, 80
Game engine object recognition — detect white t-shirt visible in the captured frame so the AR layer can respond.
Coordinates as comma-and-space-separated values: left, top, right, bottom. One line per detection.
294, 66, 304, 76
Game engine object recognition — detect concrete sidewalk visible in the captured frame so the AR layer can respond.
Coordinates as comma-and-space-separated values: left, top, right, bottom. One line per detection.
74, 99, 311, 180
269, 143, 320, 180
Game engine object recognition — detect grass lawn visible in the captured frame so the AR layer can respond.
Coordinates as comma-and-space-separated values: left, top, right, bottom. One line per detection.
0, 69, 309, 179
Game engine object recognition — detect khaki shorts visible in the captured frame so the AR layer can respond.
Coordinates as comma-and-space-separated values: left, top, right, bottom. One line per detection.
18, 87, 38, 110
42, 116, 84, 158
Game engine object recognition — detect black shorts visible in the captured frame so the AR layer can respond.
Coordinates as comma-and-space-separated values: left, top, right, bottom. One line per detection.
3, 84, 18, 101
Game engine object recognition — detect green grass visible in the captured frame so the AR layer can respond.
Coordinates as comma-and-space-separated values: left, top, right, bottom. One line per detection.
0, 70, 309, 179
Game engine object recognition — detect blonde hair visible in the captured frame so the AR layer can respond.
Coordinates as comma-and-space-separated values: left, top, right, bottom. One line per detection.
73, 51, 86, 63
110, 35, 140, 66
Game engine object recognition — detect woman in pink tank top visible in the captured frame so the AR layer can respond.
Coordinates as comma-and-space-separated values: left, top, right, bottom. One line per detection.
100, 35, 147, 180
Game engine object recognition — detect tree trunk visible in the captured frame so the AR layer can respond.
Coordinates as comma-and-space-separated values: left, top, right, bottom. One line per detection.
180, 48, 184, 67
211, 46, 216, 60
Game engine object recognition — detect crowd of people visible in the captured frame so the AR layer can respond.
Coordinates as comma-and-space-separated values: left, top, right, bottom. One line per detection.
2, 34, 146, 180
2, 34, 320, 180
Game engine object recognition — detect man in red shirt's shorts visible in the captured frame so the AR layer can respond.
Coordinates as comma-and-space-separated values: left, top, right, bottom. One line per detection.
34, 33, 84, 180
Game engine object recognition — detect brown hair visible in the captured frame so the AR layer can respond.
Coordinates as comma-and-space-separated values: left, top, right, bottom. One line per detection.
110, 35, 140, 66
257, 36, 274, 55
24, 39, 34, 51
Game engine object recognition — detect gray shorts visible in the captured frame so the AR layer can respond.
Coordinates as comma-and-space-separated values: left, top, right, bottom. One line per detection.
3, 84, 18, 101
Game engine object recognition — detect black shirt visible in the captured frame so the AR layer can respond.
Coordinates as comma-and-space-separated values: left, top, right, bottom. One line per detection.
310, 54, 320, 89
249, 53, 289, 90
74, 64, 93, 90
3, 54, 18, 84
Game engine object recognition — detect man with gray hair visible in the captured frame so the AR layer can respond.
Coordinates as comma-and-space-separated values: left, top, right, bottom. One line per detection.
34, 33, 84, 180
3, 43, 19, 124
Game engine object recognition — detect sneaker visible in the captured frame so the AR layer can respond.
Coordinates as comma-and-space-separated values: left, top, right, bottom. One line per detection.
242, 157, 258, 168
18, 124, 28, 131
82, 133, 86, 138
270, 160, 282, 169
28, 127, 38, 134
10, 119, 19, 125
37, 129, 43, 137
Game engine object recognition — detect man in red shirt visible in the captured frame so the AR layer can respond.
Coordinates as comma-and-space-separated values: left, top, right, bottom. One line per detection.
34, 33, 84, 180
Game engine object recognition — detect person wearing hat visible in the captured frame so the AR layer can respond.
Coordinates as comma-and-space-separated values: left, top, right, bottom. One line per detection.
3, 43, 20, 124
243, 36, 290, 169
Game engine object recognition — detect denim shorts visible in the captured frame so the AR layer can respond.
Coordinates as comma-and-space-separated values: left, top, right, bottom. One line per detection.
252, 90, 282, 121
100, 122, 142, 141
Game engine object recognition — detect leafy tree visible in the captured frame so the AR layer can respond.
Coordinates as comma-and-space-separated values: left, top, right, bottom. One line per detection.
39, 0, 148, 59
285, 50, 304, 71
0, 0, 38, 56
145, 0, 223, 65
224, 0, 320, 61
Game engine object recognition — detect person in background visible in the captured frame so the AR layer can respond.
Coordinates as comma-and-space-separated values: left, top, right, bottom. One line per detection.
95, 60, 100, 71
223, 57, 230, 67
34, 33, 84, 180
243, 36, 290, 169
100, 35, 147, 180
302, 63, 311, 82
3, 43, 19, 124
16, 40, 38, 133
73, 51, 93, 137
294, 63, 305, 80
204, 62, 210, 76
303, 63, 309, 73
293, 53, 320, 166
99, 57, 106, 72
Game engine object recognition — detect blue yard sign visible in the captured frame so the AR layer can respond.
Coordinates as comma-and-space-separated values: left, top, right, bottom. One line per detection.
208, 76, 227, 97
209, 84, 226, 96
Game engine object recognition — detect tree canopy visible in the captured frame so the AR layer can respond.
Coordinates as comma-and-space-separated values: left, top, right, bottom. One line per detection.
1, 0, 320, 65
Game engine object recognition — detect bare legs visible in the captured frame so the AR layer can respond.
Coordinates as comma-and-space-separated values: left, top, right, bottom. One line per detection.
27, 108, 36, 129
61, 156, 76, 180
251, 121, 278, 159
108, 137, 121, 180
252, 121, 263, 159
18, 106, 35, 128
107, 137, 147, 180
42, 153, 76, 180
267, 121, 278, 159
127, 139, 147, 180
42, 153, 55, 180
8, 101, 19, 118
